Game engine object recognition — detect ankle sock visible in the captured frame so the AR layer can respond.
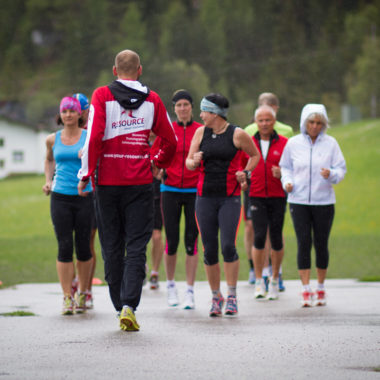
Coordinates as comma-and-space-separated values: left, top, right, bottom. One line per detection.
186, 285, 194, 293
262, 267, 270, 277
227, 285, 237, 297
302, 284, 312, 292
317, 283, 325, 291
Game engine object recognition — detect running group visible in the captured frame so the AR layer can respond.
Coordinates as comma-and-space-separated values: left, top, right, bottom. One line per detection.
43, 49, 346, 331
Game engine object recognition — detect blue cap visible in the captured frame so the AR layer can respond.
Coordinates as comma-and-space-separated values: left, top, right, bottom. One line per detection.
72, 93, 89, 111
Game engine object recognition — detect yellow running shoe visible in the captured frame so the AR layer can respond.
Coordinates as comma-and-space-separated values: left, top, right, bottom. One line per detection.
74, 292, 86, 314
62, 295, 74, 315
119, 306, 140, 331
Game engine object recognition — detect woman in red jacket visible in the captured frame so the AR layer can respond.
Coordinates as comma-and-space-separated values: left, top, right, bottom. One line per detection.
161, 90, 202, 309
247, 105, 288, 301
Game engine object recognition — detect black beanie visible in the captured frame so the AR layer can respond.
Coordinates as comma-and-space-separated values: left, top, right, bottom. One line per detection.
172, 89, 193, 105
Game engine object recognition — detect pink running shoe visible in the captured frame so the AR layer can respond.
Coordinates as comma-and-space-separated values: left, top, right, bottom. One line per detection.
315, 290, 326, 306
85, 292, 94, 309
225, 295, 238, 315
209, 295, 224, 317
301, 291, 314, 307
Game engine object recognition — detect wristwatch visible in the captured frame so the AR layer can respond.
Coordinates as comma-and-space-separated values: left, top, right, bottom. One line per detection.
243, 170, 251, 179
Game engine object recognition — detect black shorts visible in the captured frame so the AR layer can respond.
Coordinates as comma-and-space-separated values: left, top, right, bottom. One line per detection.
250, 197, 286, 251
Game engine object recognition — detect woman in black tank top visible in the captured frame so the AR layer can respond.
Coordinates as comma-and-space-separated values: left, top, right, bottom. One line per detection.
186, 93, 260, 317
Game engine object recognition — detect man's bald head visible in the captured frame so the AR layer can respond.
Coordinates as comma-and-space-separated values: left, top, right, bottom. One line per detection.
258, 92, 279, 108
114, 50, 141, 79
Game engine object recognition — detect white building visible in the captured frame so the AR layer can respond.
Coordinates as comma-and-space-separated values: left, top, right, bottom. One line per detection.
0, 118, 50, 179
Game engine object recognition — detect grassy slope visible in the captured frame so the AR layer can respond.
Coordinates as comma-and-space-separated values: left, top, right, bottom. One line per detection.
0, 119, 379, 286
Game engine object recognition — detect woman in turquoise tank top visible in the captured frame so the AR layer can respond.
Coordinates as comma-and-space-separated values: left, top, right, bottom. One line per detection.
42, 96, 94, 315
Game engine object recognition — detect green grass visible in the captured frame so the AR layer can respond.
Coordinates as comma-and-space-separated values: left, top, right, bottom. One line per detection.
0, 119, 379, 286
0, 311, 36, 317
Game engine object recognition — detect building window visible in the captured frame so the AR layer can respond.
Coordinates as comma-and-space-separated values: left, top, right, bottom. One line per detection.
0, 159, 4, 168
0, 138, 4, 147
12, 151, 24, 163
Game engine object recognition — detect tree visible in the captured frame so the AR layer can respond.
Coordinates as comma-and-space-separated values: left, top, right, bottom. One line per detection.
347, 35, 380, 117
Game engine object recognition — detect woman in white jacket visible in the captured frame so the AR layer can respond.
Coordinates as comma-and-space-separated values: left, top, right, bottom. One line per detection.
279, 104, 346, 307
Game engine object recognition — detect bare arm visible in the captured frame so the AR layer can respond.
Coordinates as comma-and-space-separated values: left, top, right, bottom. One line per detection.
233, 128, 260, 186
186, 126, 205, 170
42, 134, 56, 196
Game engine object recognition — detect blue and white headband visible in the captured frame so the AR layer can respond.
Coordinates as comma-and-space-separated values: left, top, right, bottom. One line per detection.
200, 98, 228, 118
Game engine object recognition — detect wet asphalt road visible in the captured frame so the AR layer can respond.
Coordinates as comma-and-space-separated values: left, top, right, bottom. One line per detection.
0, 279, 379, 380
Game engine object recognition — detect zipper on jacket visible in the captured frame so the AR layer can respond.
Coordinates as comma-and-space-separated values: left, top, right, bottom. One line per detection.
180, 126, 186, 188
309, 144, 313, 203
264, 137, 273, 198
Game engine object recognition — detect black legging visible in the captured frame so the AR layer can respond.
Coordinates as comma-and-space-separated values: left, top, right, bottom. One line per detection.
289, 203, 335, 270
195, 195, 241, 265
161, 191, 198, 256
50, 192, 94, 263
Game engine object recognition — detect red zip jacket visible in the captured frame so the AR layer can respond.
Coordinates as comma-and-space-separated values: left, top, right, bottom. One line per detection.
78, 80, 177, 185
249, 131, 288, 198
163, 120, 202, 188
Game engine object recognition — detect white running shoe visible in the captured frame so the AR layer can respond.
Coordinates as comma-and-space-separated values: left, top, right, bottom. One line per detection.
314, 290, 326, 306
254, 278, 267, 299
183, 291, 195, 310
167, 285, 179, 307
301, 290, 314, 307
266, 278, 279, 300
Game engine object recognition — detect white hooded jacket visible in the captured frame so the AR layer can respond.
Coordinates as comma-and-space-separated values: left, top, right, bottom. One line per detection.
279, 104, 346, 205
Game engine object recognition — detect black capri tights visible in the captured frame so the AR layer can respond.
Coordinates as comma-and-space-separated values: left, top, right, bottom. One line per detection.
195, 196, 241, 265
50, 192, 94, 263
289, 203, 335, 270
161, 191, 198, 256
250, 197, 286, 251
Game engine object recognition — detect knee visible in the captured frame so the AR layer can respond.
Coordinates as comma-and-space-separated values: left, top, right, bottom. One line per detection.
316, 251, 329, 269
152, 230, 162, 244
254, 236, 266, 250
271, 237, 283, 251
57, 255, 73, 263
204, 252, 218, 266
57, 246, 73, 262
222, 243, 239, 263
166, 247, 177, 256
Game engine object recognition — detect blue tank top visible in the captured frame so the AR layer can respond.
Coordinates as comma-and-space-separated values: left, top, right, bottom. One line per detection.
52, 130, 92, 195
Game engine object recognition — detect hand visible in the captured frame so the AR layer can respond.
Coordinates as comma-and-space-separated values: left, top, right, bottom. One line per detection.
320, 168, 330, 179
271, 165, 281, 179
78, 180, 90, 197
152, 161, 164, 180
151, 161, 164, 179
42, 182, 51, 196
193, 151, 203, 168
285, 183, 293, 193
235, 170, 247, 184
